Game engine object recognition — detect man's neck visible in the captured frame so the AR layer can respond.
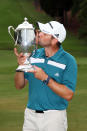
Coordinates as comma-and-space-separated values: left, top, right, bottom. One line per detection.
45, 46, 59, 57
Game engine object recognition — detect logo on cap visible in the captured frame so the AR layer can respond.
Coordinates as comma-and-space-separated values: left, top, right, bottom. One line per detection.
54, 34, 59, 38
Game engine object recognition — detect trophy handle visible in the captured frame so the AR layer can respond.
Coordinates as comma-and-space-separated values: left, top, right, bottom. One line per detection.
8, 26, 17, 45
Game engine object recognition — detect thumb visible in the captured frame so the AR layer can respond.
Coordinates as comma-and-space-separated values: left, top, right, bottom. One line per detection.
14, 48, 19, 57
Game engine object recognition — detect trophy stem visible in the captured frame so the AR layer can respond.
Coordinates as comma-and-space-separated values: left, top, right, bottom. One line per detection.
23, 53, 31, 65
16, 52, 35, 72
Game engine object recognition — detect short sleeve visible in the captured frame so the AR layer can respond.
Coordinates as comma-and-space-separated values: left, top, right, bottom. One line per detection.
62, 57, 77, 92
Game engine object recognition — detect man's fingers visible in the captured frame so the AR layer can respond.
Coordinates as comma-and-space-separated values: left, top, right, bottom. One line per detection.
28, 65, 38, 73
28, 69, 36, 73
14, 48, 24, 58
19, 53, 24, 57
14, 48, 19, 57
28, 65, 40, 73
33, 65, 40, 70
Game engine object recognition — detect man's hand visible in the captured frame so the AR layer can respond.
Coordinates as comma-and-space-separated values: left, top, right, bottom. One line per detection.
14, 48, 26, 65
28, 65, 48, 81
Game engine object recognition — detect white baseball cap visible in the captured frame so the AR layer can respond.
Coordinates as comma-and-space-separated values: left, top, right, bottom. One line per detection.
37, 21, 66, 43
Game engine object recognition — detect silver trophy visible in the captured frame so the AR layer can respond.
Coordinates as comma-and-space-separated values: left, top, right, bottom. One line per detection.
8, 17, 36, 72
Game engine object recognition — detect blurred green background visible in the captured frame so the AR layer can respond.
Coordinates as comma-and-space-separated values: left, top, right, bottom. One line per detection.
0, 0, 87, 131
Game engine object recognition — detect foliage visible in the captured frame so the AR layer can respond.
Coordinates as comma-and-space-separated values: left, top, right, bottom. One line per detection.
78, 0, 87, 39
39, 0, 87, 39
40, 0, 73, 17
71, 0, 82, 16
69, 0, 87, 39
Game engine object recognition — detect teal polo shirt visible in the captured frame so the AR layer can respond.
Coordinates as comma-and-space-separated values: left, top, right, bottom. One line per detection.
24, 45, 77, 110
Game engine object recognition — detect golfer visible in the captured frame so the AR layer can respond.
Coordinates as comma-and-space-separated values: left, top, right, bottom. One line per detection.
14, 21, 77, 131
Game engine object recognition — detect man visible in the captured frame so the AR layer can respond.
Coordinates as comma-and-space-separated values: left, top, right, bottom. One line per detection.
14, 21, 77, 131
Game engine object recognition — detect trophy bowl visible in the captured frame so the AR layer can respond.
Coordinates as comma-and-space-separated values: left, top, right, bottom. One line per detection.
8, 17, 36, 72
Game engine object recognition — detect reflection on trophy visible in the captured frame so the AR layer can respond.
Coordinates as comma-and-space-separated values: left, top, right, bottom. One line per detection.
8, 17, 36, 72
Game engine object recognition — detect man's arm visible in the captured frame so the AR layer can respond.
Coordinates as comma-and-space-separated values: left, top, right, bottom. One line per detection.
47, 78, 74, 101
28, 65, 74, 101
14, 72, 28, 90
14, 48, 28, 90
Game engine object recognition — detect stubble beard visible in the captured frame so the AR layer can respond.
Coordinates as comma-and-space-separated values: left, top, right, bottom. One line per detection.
38, 40, 51, 48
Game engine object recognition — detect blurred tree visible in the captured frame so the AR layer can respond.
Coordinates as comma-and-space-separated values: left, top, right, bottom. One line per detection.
39, 0, 73, 23
72, 0, 87, 39
72, 0, 82, 15
78, 0, 87, 39
34, 0, 39, 6
34, 0, 87, 39
34, 0, 41, 11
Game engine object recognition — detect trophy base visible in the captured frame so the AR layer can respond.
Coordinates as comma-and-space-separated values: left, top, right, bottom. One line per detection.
16, 64, 34, 72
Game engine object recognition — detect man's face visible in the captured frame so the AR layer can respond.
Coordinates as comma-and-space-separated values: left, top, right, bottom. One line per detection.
37, 31, 53, 47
